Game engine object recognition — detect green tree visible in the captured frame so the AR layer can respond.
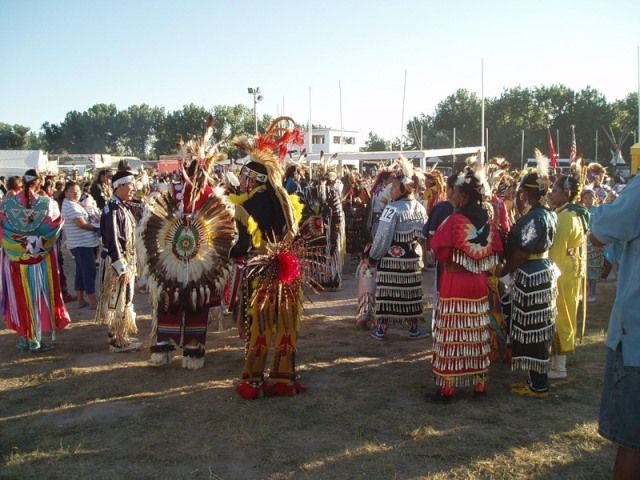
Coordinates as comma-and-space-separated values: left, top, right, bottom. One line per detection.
486, 86, 547, 163
117, 104, 165, 158
431, 89, 482, 147
404, 114, 432, 150
154, 103, 212, 155
212, 104, 272, 140
41, 121, 65, 153
0, 123, 31, 149
363, 131, 390, 151
572, 87, 612, 161
608, 92, 639, 162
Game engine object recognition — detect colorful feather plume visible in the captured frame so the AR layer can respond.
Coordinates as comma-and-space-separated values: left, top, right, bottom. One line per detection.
244, 231, 329, 331
139, 191, 236, 297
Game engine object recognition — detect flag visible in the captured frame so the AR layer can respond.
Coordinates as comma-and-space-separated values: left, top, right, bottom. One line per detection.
547, 128, 558, 168
569, 125, 577, 163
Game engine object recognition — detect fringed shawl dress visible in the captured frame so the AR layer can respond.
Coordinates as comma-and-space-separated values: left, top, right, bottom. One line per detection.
506, 206, 558, 373
343, 186, 371, 255
430, 211, 503, 387
1, 192, 70, 341
368, 198, 427, 326
300, 182, 345, 290
586, 205, 603, 281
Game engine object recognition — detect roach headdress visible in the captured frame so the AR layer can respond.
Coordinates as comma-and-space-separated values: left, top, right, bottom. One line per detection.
232, 116, 304, 239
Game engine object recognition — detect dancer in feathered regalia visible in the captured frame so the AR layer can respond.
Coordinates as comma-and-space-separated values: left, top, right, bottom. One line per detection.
230, 117, 319, 399
342, 169, 371, 256
1, 169, 70, 352
299, 156, 345, 290
139, 116, 236, 369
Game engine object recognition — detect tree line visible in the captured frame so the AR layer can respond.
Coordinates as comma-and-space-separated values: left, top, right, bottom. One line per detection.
0, 103, 274, 159
366, 85, 638, 165
1, 84, 638, 164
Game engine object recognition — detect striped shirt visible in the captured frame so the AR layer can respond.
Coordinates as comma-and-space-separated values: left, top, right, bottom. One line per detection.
61, 199, 99, 249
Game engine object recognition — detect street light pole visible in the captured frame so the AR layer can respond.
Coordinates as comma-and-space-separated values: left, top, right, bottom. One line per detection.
247, 87, 262, 134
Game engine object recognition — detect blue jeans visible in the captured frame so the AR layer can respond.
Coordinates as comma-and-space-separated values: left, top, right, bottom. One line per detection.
599, 345, 640, 450
71, 246, 97, 294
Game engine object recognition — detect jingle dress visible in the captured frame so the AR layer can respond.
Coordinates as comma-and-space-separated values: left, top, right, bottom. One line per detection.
430, 208, 503, 387
368, 198, 427, 328
506, 206, 558, 373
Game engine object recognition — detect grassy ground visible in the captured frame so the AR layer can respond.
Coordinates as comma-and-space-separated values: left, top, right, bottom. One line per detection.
0, 262, 617, 479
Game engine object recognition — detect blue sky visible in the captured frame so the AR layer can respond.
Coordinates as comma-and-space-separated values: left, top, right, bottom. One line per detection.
1, 0, 639, 140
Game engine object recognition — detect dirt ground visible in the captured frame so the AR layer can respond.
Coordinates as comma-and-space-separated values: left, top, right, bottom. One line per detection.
0, 256, 617, 479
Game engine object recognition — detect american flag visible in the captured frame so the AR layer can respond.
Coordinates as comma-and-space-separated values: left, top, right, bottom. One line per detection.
569, 125, 577, 163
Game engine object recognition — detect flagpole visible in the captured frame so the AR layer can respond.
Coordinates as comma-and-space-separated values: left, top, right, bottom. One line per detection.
556, 129, 560, 159
453, 127, 456, 164
308, 87, 313, 177
400, 69, 407, 152
595, 129, 599, 163
486, 127, 489, 160
480, 58, 485, 164
339, 80, 344, 153
520, 129, 525, 169
570, 124, 576, 163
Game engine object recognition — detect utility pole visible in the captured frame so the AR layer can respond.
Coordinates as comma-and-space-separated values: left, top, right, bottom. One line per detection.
247, 87, 262, 134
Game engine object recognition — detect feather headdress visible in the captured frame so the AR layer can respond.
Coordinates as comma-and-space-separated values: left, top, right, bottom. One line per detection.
570, 156, 586, 185
395, 155, 415, 187
314, 151, 339, 180
520, 148, 551, 193
178, 115, 228, 211
586, 161, 606, 180
534, 148, 551, 191
457, 152, 491, 196
534, 148, 550, 180
232, 116, 304, 240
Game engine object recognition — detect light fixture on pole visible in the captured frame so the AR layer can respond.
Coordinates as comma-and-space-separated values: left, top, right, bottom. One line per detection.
247, 87, 263, 134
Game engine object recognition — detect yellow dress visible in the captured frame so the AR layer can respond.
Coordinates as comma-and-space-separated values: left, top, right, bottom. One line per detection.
549, 204, 585, 354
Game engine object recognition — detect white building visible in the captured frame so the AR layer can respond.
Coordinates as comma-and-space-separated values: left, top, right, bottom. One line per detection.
302, 128, 364, 154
